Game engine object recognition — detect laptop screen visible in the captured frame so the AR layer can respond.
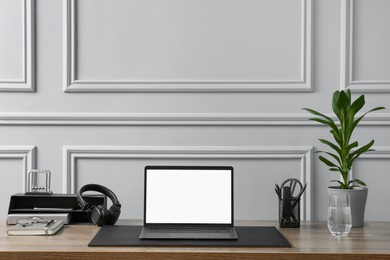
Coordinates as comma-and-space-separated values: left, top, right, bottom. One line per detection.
144, 166, 233, 225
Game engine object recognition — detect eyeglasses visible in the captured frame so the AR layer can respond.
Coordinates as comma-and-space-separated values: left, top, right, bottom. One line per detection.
16, 216, 49, 227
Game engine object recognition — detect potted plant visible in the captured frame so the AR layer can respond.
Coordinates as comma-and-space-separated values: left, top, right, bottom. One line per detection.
303, 89, 385, 227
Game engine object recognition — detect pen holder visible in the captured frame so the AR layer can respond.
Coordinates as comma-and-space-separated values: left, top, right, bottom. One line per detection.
278, 197, 300, 228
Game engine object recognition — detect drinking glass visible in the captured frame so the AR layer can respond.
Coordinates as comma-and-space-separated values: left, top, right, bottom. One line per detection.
327, 194, 352, 236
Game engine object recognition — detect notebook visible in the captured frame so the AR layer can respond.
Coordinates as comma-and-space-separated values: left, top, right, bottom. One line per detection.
7, 220, 64, 236
7, 213, 70, 225
139, 166, 238, 240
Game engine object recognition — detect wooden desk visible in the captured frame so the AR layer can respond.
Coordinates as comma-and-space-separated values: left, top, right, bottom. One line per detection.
2, 220, 390, 259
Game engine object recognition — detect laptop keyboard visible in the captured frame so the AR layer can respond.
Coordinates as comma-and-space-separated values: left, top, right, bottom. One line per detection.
145, 226, 235, 233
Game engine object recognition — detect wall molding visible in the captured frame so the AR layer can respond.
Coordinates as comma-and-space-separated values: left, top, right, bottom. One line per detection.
63, 0, 312, 93
350, 146, 390, 179
63, 145, 313, 220
341, 0, 390, 92
0, 0, 35, 92
0, 112, 390, 126
0, 146, 37, 191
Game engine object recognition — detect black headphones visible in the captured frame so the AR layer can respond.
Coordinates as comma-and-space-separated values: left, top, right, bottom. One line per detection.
77, 184, 121, 226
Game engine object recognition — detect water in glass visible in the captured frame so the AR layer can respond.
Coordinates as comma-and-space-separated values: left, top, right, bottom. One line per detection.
327, 194, 352, 236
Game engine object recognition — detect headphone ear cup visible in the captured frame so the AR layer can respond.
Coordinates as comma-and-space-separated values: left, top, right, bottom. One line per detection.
107, 205, 121, 225
91, 205, 109, 226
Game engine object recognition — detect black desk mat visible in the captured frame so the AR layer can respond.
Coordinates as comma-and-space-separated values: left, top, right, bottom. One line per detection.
89, 226, 291, 247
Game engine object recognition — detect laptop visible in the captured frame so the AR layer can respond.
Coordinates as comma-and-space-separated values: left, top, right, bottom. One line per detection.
139, 166, 238, 240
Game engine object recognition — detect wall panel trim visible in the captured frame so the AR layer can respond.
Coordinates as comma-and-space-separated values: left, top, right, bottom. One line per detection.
350, 146, 390, 178
1, 112, 389, 126
63, 0, 313, 93
63, 145, 314, 220
0, 146, 37, 191
341, 0, 390, 92
0, 0, 35, 92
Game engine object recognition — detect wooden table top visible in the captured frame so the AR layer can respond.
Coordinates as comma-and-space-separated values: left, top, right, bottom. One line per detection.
2, 220, 390, 259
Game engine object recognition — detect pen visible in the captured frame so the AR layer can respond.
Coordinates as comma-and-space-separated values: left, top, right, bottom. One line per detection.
44, 220, 56, 235
45, 220, 55, 228
291, 184, 307, 211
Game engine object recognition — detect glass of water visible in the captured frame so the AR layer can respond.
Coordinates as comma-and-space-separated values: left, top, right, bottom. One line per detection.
327, 194, 352, 236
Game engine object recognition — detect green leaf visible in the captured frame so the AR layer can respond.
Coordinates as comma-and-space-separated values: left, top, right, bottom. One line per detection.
330, 129, 342, 145
336, 91, 350, 123
330, 180, 345, 188
303, 108, 339, 133
351, 178, 367, 186
344, 95, 363, 143
309, 118, 339, 134
350, 95, 365, 117
332, 91, 341, 117
347, 139, 375, 167
303, 108, 332, 121
344, 141, 358, 154
319, 156, 338, 168
318, 151, 342, 166
309, 118, 329, 126
351, 106, 386, 133
345, 105, 385, 148
329, 168, 340, 171
345, 89, 352, 101
319, 139, 342, 156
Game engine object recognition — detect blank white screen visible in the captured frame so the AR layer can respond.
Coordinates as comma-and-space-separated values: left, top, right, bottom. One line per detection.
145, 168, 232, 224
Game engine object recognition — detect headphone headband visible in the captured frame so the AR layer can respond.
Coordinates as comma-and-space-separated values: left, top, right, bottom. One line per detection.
77, 184, 121, 210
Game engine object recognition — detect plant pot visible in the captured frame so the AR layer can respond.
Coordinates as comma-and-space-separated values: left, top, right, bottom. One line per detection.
327, 186, 368, 227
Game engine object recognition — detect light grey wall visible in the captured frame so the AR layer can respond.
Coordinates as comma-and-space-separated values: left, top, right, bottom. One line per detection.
0, 0, 389, 221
